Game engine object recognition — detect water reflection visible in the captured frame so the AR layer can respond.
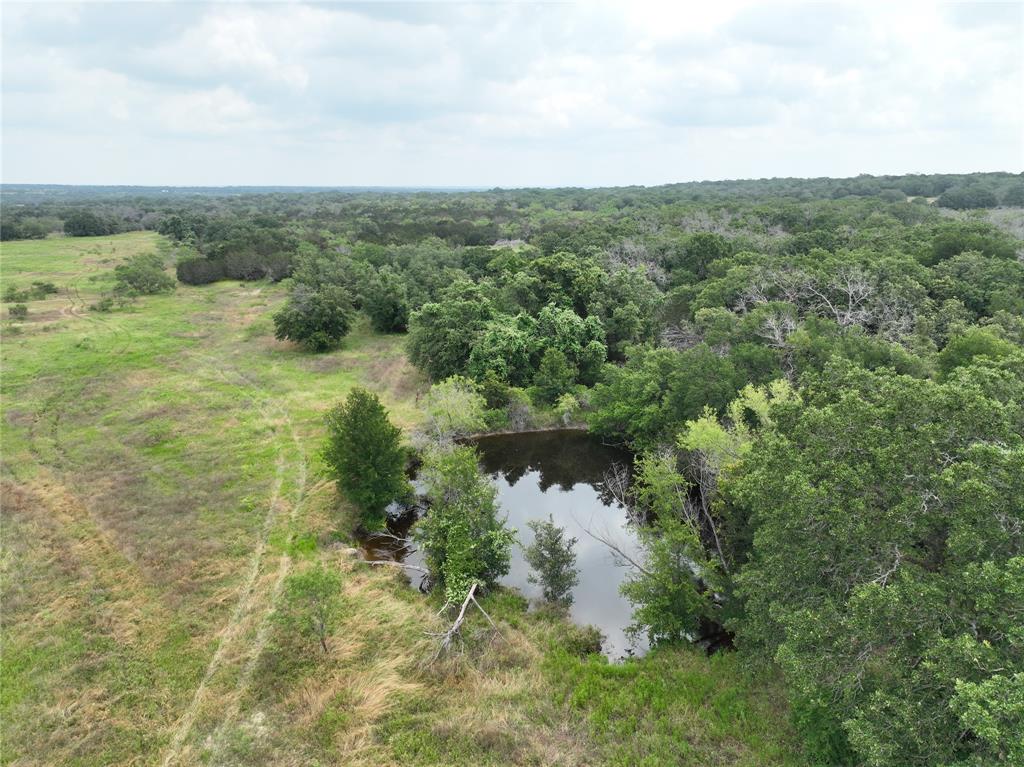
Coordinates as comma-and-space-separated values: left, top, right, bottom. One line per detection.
360, 430, 649, 659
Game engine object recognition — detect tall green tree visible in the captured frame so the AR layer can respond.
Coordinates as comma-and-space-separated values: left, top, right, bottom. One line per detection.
531, 348, 576, 404
363, 266, 410, 333
407, 282, 493, 380
323, 387, 409, 529
466, 313, 537, 386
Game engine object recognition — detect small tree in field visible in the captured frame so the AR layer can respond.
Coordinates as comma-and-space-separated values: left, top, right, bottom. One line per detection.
113, 253, 175, 295
274, 284, 353, 352
323, 387, 409, 529
524, 516, 579, 606
278, 564, 343, 654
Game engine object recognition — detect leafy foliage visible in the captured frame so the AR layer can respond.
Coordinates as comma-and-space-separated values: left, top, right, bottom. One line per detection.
3, 281, 58, 302
407, 283, 493, 380
323, 387, 409, 529
276, 564, 344, 655
363, 266, 410, 332
421, 376, 487, 443
8, 175, 1024, 766
524, 516, 579, 606
727, 360, 1024, 766
621, 452, 719, 644
63, 210, 116, 236
413, 445, 515, 604
589, 345, 744, 448
113, 253, 176, 295
531, 348, 576, 405
936, 185, 1000, 210
273, 284, 353, 352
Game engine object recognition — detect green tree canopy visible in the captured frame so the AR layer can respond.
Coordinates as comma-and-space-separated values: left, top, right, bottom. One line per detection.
407, 282, 493, 380
363, 266, 410, 333
323, 387, 409, 529
273, 284, 354, 353
414, 445, 515, 604
727, 360, 1024, 766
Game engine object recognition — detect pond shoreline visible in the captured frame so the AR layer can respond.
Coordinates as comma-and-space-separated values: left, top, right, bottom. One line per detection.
365, 428, 647, 659
463, 423, 588, 439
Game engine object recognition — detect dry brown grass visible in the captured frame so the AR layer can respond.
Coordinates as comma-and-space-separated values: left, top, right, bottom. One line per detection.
216, 544, 598, 767
1, 473, 187, 765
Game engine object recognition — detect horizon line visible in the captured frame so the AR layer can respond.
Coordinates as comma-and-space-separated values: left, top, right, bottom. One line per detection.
2, 169, 1021, 193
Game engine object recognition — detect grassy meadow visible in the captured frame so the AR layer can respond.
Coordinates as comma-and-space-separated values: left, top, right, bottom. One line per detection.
0, 233, 805, 766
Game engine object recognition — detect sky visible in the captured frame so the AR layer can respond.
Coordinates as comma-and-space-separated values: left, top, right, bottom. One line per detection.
2, 1, 1022, 187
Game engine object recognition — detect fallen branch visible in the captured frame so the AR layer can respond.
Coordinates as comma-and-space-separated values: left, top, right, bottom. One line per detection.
430, 582, 506, 659
432, 583, 477, 658
367, 530, 415, 545
468, 590, 504, 639
366, 560, 429, 574
577, 518, 652, 576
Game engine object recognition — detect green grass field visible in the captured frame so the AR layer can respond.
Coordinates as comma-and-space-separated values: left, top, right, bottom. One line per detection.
1, 233, 805, 766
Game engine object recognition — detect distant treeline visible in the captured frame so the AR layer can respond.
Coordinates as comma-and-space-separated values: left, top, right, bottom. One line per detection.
2, 172, 1022, 246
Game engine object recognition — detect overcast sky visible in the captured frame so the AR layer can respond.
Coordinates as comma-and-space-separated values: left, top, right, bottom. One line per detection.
2, 1, 1022, 187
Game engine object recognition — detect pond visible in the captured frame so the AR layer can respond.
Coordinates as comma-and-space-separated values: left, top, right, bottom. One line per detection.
359, 429, 650, 659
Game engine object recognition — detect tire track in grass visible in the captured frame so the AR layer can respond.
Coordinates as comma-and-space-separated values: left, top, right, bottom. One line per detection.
206, 419, 313, 762
159, 447, 287, 767
27, 274, 130, 469
160, 355, 309, 766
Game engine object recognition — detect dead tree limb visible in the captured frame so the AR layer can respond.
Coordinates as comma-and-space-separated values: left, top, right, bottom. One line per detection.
432, 583, 476, 659
366, 560, 429, 575
578, 522, 652, 576
430, 583, 506, 658
604, 461, 637, 520
468, 591, 505, 641
368, 530, 414, 545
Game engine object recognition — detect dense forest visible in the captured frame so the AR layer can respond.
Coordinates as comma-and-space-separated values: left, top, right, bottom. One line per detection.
4, 172, 1023, 766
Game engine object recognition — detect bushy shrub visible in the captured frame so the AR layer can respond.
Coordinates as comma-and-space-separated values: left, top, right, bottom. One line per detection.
414, 445, 515, 604
176, 257, 226, 285
936, 185, 999, 210
422, 376, 487, 442
275, 564, 343, 655
273, 284, 353, 352
223, 250, 292, 282
113, 253, 175, 295
2, 285, 28, 302
63, 210, 114, 237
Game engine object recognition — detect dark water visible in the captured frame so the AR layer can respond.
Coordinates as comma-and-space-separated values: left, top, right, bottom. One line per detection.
360, 430, 650, 659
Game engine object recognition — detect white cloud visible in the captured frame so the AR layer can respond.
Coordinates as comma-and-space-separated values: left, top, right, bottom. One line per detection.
1, 1, 1021, 185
